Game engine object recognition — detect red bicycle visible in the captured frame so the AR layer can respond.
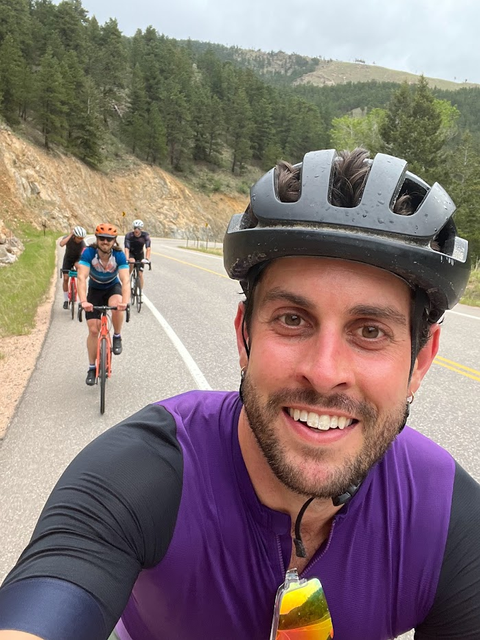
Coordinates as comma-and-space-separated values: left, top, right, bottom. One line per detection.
60, 268, 78, 320
78, 304, 130, 414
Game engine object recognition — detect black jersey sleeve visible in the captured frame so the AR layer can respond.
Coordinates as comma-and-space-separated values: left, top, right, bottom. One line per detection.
414, 461, 480, 639
0, 403, 183, 638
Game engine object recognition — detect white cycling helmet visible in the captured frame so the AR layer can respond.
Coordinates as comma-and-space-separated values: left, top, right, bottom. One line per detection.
133, 219, 144, 229
73, 226, 87, 238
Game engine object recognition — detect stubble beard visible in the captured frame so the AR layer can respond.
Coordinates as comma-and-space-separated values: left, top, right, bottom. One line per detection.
241, 374, 407, 500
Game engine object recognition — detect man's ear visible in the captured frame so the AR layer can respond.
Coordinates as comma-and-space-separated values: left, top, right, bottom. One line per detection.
234, 301, 249, 369
409, 323, 441, 394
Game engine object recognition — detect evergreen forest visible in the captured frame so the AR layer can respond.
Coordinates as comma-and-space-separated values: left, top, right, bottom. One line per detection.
0, 0, 479, 259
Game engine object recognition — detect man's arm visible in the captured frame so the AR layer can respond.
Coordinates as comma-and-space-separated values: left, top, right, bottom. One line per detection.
76, 263, 90, 306
0, 405, 183, 640
145, 233, 151, 260
414, 462, 480, 639
118, 266, 130, 309
59, 233, 71, 248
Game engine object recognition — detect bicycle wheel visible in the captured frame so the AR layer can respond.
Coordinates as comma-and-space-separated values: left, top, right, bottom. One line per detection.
130, 272, 136, 305
99, 338, 107, 415
136, 278, 142, 313
69, 281, 75, 320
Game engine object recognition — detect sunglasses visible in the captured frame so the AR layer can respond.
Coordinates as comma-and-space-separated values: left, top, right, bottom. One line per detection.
97, 236, 115, 242
270, 569, 334, 639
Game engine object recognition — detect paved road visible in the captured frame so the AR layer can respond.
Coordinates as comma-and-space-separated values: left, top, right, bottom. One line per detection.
1, 237, 479, 639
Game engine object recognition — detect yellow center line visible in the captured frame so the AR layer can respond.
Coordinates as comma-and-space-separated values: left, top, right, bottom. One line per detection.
434, 358, 480, 382
152, 251, 229, 279
435, 355, 480, 375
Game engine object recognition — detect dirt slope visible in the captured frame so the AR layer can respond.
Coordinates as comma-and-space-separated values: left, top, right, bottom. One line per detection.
0, 125, 247, 240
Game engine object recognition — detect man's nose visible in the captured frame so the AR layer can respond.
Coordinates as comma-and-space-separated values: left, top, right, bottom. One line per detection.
297, 328, 356, 393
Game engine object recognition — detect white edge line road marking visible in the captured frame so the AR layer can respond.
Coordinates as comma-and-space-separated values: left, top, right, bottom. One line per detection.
143, 293, 212, 391
447, 310, 480, 321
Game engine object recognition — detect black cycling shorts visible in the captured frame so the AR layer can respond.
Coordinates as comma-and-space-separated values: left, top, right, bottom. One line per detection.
130, 252, 145, 271
86, 283, 122, 320
62, 255, 78, 272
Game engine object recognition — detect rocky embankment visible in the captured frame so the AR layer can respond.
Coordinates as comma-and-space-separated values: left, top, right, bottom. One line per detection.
0, 125, 247, 241
0, 218, 24, 265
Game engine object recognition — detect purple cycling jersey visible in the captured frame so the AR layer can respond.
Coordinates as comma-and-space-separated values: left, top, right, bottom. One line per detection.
116, 392, 453, 639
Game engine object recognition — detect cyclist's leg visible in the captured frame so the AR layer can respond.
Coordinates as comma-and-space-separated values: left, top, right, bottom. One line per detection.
61, 257, 71, 307
137, 250, 145, 290
108, 283, 124, 355
85, 286, 103, 364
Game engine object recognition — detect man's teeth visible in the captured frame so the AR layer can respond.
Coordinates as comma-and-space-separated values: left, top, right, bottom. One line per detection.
288, 408, 354, 431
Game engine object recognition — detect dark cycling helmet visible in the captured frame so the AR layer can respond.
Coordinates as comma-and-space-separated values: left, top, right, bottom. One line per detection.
223, 149, 470, 321
95, 223, 118, 238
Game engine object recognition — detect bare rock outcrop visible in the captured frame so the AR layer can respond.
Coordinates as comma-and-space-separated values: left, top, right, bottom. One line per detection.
0, 218, 24, 266
0, 126, 247, 245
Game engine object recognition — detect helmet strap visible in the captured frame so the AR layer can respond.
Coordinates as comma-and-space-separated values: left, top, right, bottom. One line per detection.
409, 289, 428, 382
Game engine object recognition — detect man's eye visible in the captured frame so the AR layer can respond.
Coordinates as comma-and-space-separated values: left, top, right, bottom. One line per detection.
361, 325, 383, 339
281, 314, 303, 327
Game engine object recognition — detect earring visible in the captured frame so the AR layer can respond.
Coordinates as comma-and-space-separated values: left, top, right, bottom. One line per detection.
399, 391, 415, 434
239, 366, 246, 402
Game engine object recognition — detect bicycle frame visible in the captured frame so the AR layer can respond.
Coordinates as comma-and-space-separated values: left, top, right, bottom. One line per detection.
78, 304, 130, 414
68, 270, 77, 303
129, 261, 151, 313
96, 311, 112, 381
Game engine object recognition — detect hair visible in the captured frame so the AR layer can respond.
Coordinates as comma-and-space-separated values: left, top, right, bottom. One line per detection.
242, 149, 431, 352
91, 241, 122, 252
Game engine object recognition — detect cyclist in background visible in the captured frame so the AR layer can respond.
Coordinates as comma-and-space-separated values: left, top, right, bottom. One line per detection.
124, 219, 151, 291
76, 223, 130, 386
59, 226, 87, 309
0, 150, 479, 640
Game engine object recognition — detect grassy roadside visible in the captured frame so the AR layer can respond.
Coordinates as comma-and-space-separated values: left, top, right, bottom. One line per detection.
182, 244, 223, 257
461, 263, 480, 307
0, 225, 57, 348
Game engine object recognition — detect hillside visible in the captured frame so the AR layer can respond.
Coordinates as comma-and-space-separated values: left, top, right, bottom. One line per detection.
294, 60, 479, 91
0, 125, 248, 242
183, 41, 478, 90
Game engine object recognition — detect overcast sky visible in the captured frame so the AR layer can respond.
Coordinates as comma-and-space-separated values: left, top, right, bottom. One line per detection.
77, 0, 480, 84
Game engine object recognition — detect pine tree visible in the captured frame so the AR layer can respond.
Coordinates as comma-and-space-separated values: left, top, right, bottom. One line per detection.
96, 18, 126, 124
0, 34, 25, 124
54, 0, 88, 62
71, 76, 103, 166
161, 76, 193, 170
35, 46, 67, 148
121, 63, 148, 156
229, 85, 253, 173
145, 102, 167, 164
380, 76, 455, 179
284, 99, 328, 162
443, 132, 480, 261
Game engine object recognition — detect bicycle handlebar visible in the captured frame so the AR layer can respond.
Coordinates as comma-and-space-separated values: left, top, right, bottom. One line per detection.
130, 260, 152, 270
78, 304, 131, 322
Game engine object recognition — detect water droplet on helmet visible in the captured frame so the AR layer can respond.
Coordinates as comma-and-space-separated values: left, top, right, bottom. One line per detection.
378, 200, 385, 205
377, 217, 385, 224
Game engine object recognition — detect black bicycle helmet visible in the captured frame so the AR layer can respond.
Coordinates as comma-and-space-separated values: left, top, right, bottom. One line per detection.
224, 149, 470, 321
